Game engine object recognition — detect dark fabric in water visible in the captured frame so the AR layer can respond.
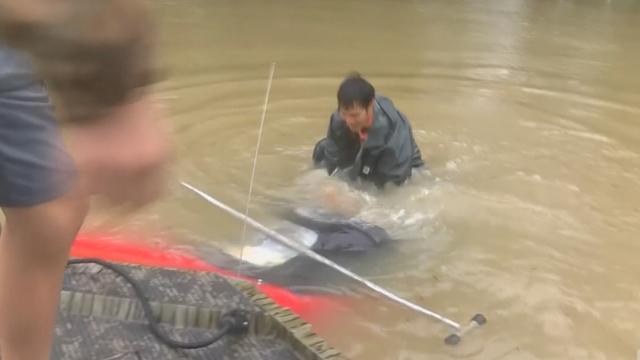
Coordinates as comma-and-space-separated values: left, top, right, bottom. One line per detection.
197, 211, 391, 294
285, 209, 391, 253
252, 210, 392, 292
195, 210, 392, 294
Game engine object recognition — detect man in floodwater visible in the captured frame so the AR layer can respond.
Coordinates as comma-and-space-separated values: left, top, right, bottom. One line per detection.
313, 73, 424, 189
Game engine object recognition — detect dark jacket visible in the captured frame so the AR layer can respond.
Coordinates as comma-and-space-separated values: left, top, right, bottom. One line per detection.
313, 95, 424, 188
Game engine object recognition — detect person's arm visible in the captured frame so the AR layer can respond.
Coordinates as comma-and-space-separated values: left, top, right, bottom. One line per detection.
372, 115, 418, 188
0, 0, 158, 124
320, 113, 359, 175
402, 111, 425, 169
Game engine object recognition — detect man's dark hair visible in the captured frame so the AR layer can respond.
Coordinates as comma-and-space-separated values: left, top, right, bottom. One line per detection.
337, 73, 375, 109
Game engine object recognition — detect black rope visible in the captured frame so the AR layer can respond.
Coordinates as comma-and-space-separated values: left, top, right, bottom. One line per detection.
66, 258, 249, 349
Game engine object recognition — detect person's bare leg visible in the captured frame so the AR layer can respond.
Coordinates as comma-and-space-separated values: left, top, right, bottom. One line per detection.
0, 188, 87, 360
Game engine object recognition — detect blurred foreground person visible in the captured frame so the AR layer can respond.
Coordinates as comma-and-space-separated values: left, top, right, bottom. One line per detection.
0, 1, 171, 358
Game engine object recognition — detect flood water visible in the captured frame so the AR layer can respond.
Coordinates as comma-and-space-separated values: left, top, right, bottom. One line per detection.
110, 1, 640, 358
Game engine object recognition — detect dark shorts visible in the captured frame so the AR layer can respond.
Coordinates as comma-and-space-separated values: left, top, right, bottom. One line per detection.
0, 45, 76, 207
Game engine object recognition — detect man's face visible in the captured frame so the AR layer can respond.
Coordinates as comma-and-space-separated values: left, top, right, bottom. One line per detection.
339, 102, 373, 133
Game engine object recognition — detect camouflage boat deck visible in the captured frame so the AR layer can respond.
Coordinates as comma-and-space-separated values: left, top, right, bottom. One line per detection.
54, 262, 345, 360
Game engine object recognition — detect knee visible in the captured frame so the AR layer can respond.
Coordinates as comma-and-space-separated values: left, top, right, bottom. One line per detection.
1, 190, 88, 263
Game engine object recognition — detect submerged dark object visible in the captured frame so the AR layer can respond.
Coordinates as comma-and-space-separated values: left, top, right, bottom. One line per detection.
287, 207, 391, 253
230, 207, 393, 292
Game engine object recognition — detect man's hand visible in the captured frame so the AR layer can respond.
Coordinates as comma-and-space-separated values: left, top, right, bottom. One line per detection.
67, 94, 172, 208
318, 184, 362, 218
1, 0, 157, 124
